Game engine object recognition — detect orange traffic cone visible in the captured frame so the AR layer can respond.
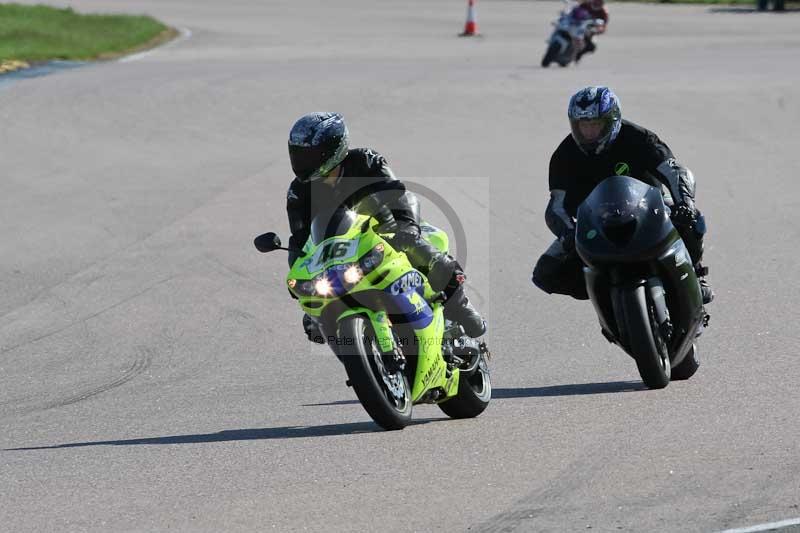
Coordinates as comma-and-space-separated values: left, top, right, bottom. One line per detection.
459, 0, 480, 37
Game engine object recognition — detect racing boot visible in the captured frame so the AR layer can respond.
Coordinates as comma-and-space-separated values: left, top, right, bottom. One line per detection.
443, 276, 486, 338
695, 263, 714, 304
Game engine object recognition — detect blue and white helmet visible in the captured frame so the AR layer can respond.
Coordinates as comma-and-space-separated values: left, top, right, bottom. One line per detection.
568, 86, 622, 155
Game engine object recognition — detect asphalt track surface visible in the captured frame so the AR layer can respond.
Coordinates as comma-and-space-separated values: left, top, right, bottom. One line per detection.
2, 1, 799, 531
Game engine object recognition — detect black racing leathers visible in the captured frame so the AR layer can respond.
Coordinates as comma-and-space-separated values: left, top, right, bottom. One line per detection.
286, 147, 486, 337
286, 148, 455, 292
288, 148, 410, 259
533, 120, 707, 300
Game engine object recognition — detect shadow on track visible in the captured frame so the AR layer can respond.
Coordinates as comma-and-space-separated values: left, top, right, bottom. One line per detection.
6, 418, 442, 451
493, 380, 645, 399
302, 399, 361, 407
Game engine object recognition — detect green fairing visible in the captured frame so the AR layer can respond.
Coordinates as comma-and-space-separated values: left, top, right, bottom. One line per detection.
287, 212, 459, 404
421, 223, 449, 255
408, 306, 459, 401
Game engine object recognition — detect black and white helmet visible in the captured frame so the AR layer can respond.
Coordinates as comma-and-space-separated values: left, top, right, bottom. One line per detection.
568, 86, 622, 155
288, 112, 349, 183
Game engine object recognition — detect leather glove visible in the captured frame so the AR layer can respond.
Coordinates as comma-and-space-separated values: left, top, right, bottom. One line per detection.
389, 222, 421, 247
670, 201, 698, 229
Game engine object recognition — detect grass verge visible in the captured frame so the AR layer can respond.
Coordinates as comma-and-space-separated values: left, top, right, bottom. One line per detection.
0, 3, 175, 67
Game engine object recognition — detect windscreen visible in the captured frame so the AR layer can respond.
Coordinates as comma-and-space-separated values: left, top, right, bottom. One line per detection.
310, 207, 359, 245
587, 176, 654, 222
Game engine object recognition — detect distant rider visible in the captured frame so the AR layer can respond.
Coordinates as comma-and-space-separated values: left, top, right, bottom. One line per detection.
532, 86, 715, 304
285, 112, 486, 342
570, 0, 608, 62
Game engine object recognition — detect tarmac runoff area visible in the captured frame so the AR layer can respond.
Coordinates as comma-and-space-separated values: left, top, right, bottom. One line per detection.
1, 1, 800, 531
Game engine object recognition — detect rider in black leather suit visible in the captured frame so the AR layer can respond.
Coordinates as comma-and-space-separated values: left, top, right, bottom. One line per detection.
286, 112, 486, 340
532, 87, 714, 304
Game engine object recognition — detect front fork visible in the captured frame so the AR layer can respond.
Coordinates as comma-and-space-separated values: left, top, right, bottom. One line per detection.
337, 308, 398, 361
338, 302, 459, 403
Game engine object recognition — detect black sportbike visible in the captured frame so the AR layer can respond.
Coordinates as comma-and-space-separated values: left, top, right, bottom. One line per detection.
576, 175, 709, 389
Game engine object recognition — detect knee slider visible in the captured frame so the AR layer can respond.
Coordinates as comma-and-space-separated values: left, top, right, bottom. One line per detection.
532, 256, 560, 294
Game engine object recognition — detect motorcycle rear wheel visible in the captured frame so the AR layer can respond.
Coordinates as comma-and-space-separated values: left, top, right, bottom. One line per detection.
337, 315, 412, 430
671, 343, 700, 381
438, 354, 492, 419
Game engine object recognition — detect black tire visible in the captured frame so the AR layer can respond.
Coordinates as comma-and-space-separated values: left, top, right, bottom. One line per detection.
438, 355, 492, 419
541, 42, 558, 67
671, 343, 700, 381
620, 285, 670, 389
337, 315, 412, 430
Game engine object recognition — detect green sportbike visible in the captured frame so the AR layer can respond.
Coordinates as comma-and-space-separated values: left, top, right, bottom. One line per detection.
254, 207, 491, 430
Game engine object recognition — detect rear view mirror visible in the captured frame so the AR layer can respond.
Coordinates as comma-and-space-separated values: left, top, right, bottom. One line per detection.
254, 232, 283, 253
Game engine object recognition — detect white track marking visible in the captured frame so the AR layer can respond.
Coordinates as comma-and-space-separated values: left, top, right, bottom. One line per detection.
718, 517, 800, 533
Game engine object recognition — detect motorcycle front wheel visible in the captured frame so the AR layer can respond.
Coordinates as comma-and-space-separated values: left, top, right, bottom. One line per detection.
337, 315, 412, 430
619, 285, 671, 389
541, 42, 558, 67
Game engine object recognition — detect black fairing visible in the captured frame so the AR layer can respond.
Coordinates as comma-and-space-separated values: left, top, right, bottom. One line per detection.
576, 176, 676, 266
576, 176, 705, 367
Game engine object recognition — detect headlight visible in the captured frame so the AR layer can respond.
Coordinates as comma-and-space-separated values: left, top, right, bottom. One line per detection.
289, 244, 385, 299
290, 279, 317, 297
343, 265, 363, 284
359, 244, 385, 273
314, 277, 334, 297
290, 273, 344, 298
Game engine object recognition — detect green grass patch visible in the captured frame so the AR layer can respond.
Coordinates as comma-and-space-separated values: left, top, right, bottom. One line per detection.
0, 3, 173, 62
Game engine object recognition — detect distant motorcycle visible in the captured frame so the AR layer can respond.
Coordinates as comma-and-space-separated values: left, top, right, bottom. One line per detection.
542, 1, 604, 67
575, 176, 709, 389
